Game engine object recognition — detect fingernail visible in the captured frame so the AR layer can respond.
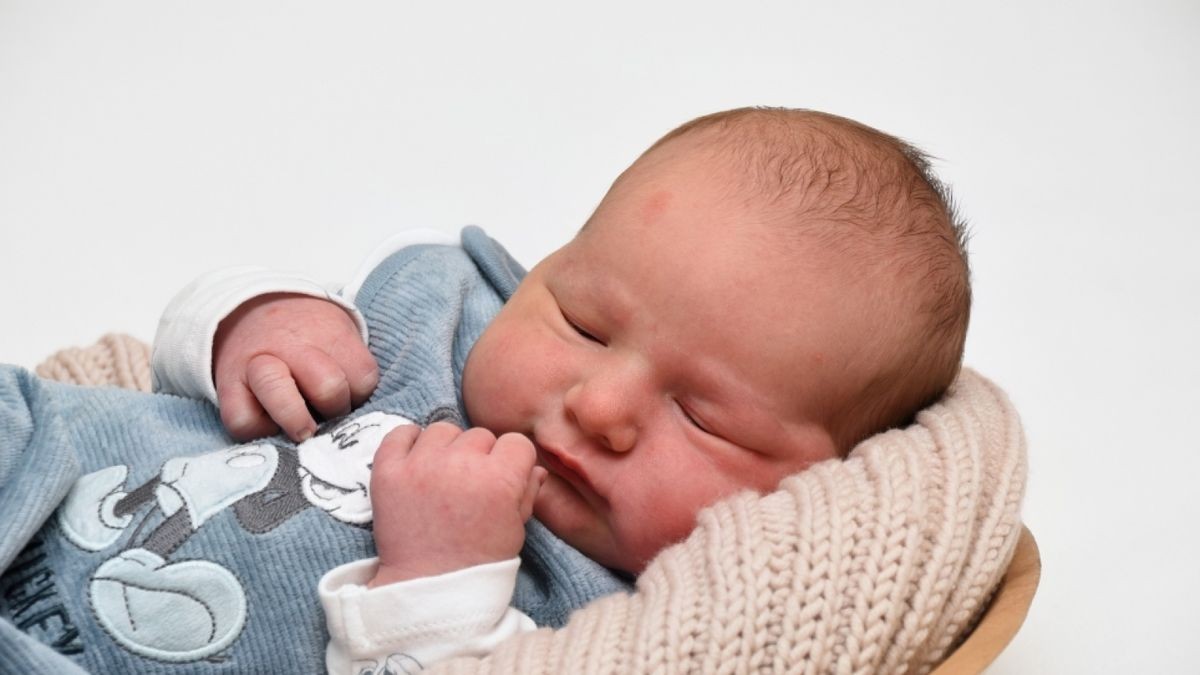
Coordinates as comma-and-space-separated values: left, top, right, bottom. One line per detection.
227, 410, 254, 433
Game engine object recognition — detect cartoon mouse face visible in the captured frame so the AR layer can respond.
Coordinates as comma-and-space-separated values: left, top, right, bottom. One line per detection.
295, 411, 412, 524
55, 408, 419, 665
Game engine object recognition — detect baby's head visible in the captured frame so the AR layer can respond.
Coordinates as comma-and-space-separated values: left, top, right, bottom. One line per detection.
462, 107, 970, 573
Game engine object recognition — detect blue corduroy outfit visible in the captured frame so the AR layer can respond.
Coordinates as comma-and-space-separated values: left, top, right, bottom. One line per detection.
0, 227, 632, 673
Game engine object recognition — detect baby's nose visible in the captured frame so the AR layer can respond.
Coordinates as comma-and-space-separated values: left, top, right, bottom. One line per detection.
563, 377, 638, 453
599, 422, 636, 454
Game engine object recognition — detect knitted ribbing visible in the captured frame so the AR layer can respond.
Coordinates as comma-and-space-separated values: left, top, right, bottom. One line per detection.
39, 340, 1025, 674
433, 368, 1025, 674
35, 333, 151, 391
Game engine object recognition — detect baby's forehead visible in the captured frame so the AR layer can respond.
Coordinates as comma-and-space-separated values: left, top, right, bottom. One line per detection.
653, 115, 913, 209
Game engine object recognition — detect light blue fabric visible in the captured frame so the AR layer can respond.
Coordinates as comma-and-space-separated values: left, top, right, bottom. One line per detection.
0, 227, 633, 673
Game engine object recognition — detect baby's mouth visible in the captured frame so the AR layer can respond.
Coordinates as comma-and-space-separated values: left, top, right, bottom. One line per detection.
535, 443, 600, 504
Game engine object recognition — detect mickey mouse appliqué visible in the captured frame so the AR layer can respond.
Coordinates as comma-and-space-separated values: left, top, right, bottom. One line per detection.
55, 411, 411, 663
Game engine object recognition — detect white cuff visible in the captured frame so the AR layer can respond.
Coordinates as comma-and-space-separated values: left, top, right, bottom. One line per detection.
150, 267, 368, 403
319, 557, 534, 673
150, 228, 458, 405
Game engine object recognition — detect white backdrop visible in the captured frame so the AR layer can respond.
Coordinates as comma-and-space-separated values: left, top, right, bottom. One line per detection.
2, 1, 1197, 672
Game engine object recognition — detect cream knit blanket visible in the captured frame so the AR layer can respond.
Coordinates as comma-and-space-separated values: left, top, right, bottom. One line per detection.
38, 336, 1025, 674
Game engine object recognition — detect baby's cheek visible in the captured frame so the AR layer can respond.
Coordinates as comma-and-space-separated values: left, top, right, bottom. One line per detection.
619, 499, 702, 565
638, 472, 749, 551
468, 328, 537, 405
462, 345, 507, 421
534, 480, 628, 566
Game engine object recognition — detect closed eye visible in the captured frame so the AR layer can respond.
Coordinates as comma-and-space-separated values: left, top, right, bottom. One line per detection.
561, 308, 604, 345
676, 399, 715, 436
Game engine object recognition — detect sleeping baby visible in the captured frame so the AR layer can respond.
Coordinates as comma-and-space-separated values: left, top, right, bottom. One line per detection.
0, 107, 970, 674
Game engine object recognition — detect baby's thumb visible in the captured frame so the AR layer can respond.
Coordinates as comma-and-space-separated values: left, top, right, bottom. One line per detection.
520, 466, 548, 521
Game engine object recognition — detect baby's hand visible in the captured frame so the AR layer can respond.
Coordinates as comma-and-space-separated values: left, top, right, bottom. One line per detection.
367, 423, 546, 587
213, 293, 379, 442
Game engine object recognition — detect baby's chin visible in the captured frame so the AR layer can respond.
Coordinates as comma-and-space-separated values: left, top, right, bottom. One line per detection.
531, 486, 633, 572
531, 480, 592, 541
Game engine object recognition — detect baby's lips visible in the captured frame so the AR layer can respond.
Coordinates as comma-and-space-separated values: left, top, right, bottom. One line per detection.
536, 442, 599, 500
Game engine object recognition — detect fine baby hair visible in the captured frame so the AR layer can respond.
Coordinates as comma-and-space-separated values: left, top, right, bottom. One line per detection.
594, 106, 971, 453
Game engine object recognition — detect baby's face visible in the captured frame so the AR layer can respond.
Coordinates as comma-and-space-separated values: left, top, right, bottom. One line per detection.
463, 148, 859, 573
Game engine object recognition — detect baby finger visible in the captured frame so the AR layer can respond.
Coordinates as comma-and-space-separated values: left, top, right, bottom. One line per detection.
447, 427, 499, 455
288, 346, 352, 421
490, 432, 537, 469
373, 425, 422, 469
520, 466, 547, 521
409, 421, 464, 455
246, 353, 317, 441
217, 379, 279, 441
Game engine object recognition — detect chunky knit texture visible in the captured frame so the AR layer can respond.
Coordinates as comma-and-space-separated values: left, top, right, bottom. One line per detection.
35, 333, 151, 391
39, 338, 1025, 674
433, 367, 1026, 675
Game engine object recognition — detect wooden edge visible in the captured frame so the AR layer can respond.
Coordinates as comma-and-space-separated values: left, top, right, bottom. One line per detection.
929, 526, 1041, 674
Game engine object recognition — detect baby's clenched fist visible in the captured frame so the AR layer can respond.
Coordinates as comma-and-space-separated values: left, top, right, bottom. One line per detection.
367, 423, 546, 587
213, 293, 379, 442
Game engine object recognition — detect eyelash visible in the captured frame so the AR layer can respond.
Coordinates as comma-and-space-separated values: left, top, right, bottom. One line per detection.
677, 400, 713, 435
562, 310, 604, 344
555, 301, 721, 441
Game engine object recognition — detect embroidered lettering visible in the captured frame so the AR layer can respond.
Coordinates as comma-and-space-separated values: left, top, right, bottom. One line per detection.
0, 536, 85, 656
